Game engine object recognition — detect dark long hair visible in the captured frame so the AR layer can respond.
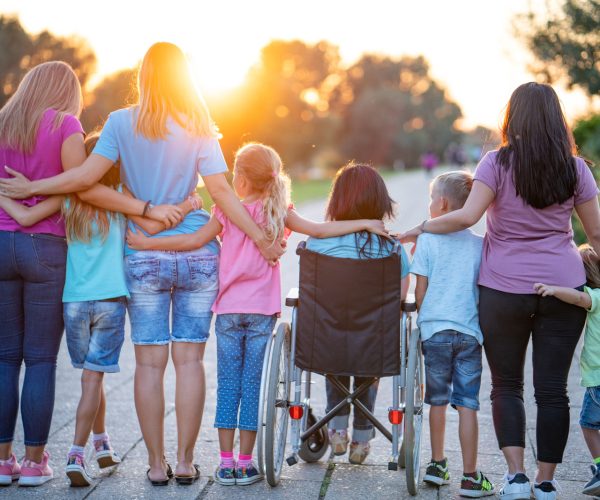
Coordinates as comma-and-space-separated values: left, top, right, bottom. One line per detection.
497, 82, 578, 209
326, 162, 395, 257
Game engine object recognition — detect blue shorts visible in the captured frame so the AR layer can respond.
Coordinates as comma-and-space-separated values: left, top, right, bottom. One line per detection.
422, 330, 482, 411
580, 387, 600, 430
64, 298, 126, 373
125, 249, 218, 345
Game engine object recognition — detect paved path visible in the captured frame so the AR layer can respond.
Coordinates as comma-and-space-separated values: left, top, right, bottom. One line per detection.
0, 167, 592, 499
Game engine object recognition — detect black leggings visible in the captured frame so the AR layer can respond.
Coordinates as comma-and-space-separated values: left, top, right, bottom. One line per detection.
479, 286, 586, 463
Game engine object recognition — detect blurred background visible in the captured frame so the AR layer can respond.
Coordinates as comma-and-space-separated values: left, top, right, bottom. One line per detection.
0, 0, 598, 236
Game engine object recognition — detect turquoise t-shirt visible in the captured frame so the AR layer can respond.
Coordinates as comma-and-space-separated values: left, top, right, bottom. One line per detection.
410, 229, 483, 344
62, 198, 129, 302
305, 232, 410, 278
581, 287, 600, 387
93, 107, 228, 256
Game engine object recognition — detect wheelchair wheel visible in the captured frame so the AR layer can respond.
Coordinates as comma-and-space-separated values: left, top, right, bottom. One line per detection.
264, 322, 291, 486
298, 409, 329, 463
256, 329, 275, 474
403, 329, 424, 496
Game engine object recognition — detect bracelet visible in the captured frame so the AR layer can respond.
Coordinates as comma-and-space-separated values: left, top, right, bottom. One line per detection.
420, 219, 428, 233
142, 200, 152, 217
188, 195, 200, 211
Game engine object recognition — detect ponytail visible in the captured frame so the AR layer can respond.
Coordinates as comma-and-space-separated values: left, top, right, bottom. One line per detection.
263, 173, 291, 242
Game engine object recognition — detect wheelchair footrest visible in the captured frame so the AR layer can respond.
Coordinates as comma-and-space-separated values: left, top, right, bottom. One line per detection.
388, 461, 398, 471
286, 455, 298, 466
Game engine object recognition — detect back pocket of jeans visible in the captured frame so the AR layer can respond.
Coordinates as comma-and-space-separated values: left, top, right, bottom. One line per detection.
126, 258, 160, 291
186, 254, 218, 289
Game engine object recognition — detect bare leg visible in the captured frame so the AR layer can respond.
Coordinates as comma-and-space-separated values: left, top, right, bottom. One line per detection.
239, 430, 257, 456
134, 344, 169, 481
0, 444, 12, 460
218, 429, 235, 452
502, 446, 525, 475
92, 385, 106, 435
73, 370, 104, 446
536, 462, 557, 483
457, 406, 478, 473
583, 427, 600, 459
172, 342, 206, 476
429, 405, 447, 462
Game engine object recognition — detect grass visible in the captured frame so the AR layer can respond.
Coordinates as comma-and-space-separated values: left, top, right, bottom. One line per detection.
197, 170, 402, 210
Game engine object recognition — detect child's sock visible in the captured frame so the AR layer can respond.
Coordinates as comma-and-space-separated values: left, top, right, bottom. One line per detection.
238, 454, 252, 468
92, 431, 108, 442
68, 445, 85, 457
463, 471, 479, 479
220, 451, 234, 468
432, 457, 447, 467
594, 456, 600, 465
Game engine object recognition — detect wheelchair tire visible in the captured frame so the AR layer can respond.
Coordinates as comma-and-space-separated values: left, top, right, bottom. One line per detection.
265, 322, 292, 486
403, 329, 424, 496
257, 329, 275, 474
298, 409, 329, 463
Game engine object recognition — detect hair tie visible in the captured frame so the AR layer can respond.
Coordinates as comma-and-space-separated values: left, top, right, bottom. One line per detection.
272, 170, 278, 178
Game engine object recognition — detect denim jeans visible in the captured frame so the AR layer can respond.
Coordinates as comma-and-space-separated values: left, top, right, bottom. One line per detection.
581, 386, 600, 430
214, 313, 276, 431
326, 377, 379, 442
125, 249, 218, 345
0, 231, 67, 446
64, 299, 126, 373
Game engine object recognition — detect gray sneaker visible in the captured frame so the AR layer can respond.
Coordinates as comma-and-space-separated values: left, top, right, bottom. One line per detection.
583, 464, 600, 496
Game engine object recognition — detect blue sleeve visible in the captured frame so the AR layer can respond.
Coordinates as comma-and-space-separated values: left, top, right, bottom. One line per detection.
93, 113, 120, 163
197, 138, 228, 177
400, 245, 410, 278
410, 236, 429, 277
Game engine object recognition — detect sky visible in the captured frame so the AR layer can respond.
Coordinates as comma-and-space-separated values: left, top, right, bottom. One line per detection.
1, 0, 592, 129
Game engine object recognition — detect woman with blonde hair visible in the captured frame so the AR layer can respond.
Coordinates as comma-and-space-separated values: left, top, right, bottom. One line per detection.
0, 42, 285, 485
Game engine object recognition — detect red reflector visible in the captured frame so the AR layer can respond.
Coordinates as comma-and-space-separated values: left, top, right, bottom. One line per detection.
388, 409, 403, 425
289, 405, 304, 420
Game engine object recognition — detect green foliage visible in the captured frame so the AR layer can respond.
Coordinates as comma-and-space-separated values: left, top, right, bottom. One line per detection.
0, 16, 96, 108
516, 0, 600, 95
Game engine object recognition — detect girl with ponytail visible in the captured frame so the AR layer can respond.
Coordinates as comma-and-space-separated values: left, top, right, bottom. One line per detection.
126, 142, 387, 485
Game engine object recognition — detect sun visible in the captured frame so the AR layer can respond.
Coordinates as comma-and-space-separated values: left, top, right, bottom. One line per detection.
186, 49, 250, 96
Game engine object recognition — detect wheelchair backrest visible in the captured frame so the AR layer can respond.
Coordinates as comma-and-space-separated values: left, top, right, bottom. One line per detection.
294, 241, 402, 377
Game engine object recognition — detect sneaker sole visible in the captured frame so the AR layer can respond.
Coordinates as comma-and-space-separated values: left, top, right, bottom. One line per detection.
66, 466, 92, 487
214, 475, 236, 486
582, 483, 600, 496
459, 488, 495, 498
18, 475, 53, 487
498, 490, 531, 500
348, 454, 369, 465
96, 453, 121, 469
0, 474, 19, 485
236, 474, 264, 485
423, 474, 450, 486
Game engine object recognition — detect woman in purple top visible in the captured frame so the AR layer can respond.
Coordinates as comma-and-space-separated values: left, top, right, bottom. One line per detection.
402, 83, 600, 499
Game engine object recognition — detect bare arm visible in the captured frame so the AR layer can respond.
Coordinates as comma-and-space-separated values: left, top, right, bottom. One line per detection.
401, 275, 410, 301
534, 283, 592, 309
129, 194, 199, 235
0, 195, 63, 227
126, 217, 222, 252
575, 197, 600, 258
415, 275, 428, 310
285, 208, 388, 238
203, 173, 284, 261
398, 181, 494, 243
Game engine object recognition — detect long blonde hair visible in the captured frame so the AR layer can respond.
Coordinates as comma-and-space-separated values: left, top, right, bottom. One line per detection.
64, 133, 120, 243
136, 42, 218, 140
0, 61, 82, 153
234, 143, 291, 242
580, 244, 600, 289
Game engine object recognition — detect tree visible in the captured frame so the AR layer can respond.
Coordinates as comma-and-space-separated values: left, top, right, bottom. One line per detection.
515, 0, 600, 95
333, 54, 462, 167
0, 16, 96, 108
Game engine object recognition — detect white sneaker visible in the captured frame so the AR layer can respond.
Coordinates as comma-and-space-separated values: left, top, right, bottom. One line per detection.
533, 480, 559, 500
499, 473, 531, 500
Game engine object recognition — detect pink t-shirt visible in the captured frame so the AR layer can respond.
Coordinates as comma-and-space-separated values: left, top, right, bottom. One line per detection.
0, 109, 84, 236
475, 150, 599, 294
211, 201, 289, 316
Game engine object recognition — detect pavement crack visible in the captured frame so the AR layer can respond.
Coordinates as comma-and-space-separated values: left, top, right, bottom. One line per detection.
319, 452, 336, 499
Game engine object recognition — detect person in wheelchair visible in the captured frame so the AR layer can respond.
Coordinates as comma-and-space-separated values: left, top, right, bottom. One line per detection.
410, 171, 494, 497
306, 162, 410, 464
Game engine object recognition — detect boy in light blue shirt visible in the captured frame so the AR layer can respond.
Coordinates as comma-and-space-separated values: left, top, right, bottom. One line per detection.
410, 171, 494, 497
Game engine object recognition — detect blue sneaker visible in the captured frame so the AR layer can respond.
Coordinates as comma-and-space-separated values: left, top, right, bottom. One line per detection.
214, 464, 236, 486
235, 462, 263, 485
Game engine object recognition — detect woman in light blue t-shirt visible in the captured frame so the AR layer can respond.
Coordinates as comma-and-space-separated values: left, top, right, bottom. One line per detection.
307, 163, 410, 464
0, 43, 285, 485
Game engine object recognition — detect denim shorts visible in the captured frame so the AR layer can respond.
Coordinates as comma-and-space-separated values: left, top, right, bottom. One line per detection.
64, 298, 126, 373
125, 248, 219, 345
580, 386, 600, 430
422, 329, 482, 411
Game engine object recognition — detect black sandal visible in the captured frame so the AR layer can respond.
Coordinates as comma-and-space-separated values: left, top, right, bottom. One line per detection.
175, 464, 200, 485
146, 462, 173, 486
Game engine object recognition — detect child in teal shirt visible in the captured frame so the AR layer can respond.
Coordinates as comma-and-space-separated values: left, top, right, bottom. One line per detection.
534, 244, 600, 497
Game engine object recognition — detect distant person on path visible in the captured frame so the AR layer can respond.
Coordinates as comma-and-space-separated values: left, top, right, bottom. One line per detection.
400, 82, 600, 500
534, 245, 600, 497
421, 150, 439, 177
0, 43, 285, 486
306, 163, 410, 465
127, 144, 388, 485
411, 171, 494, 497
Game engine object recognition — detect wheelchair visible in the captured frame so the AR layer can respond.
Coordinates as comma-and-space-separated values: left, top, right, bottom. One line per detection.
256, 241, 424, 495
